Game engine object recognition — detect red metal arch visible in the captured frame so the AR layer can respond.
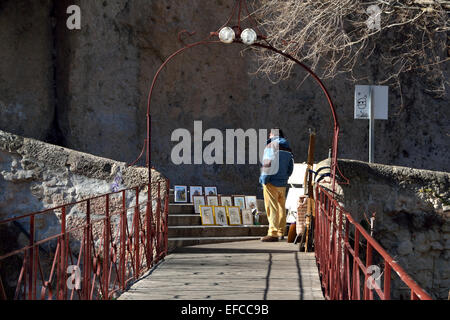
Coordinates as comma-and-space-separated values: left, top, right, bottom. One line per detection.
137, 39, 343, 191
131, 0, 348, 191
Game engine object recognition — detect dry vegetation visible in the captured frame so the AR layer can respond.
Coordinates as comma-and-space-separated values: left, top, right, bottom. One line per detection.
249, 0, 449, 104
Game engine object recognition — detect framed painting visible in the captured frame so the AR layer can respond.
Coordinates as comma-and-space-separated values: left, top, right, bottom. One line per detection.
227, 206, 242, 226
245, 196, 257, 210
193, 195, 206, 214
174, 185, 188, 203
204, 186, 218, 196
200, 206, 215, 226
213, 206, 228, 226
189, 186, 203, 203
206, 195, 219, 206
220, 196, 233, 207
233, 196, 246, 211
242, 209, 254, 225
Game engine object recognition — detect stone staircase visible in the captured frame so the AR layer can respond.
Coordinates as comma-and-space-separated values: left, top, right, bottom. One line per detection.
168, 189, 269, 251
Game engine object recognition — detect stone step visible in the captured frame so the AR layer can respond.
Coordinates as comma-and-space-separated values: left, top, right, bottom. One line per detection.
168, 236, 262, 251
169, 203, 195, 214
169, 214, 269, 226
168, 225, 269, 238
168, 214, 202, 226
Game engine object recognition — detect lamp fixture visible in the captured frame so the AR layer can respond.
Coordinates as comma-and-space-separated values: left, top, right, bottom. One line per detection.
240, 28, 257, 45
219, 27, 236, 44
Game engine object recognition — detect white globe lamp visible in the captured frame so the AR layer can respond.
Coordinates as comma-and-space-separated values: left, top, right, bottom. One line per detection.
240, 28, 257, 45
219, 27, 236, 44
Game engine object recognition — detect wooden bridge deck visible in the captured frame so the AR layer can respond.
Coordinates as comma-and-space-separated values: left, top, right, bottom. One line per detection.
119, 240, 324, 300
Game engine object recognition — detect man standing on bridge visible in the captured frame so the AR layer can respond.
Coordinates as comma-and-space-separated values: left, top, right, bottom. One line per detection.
259, 128, 294, 242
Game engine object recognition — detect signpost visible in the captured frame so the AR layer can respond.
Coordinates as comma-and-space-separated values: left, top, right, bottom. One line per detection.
355, 85, 388, 163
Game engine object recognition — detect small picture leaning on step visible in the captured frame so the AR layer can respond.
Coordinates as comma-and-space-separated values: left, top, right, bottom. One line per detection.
189, 186, 203, 203
193, 195, 206, 214
214, 206, 228, 226
227, 206, 242, 226
200, 206, 215, 225
241, 209, 254, 225
174, 185, 188, 203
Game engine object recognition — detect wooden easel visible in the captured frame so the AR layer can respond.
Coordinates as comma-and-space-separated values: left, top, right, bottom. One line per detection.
300, 130, 315, 252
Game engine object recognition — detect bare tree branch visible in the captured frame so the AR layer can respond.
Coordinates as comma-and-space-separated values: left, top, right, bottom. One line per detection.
249, 0, 449, 107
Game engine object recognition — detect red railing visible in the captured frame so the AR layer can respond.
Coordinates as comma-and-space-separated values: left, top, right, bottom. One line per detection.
0, 180, 169, 300
314, 185, 432, 300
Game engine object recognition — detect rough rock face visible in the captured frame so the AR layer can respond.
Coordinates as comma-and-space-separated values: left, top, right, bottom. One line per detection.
330, 159, 450, 300
0, 0, 55, 141
0, 129, 165, 238
0, 0, 449, 196
0, 130, 167, 299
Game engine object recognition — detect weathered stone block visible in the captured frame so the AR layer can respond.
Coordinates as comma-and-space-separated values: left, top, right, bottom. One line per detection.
430, 241, 443, 251
0, 0, 55, 141
438, 279, 450, 288
443, 239, 450, 250
427, 230, 441, 242
409, 254, 432, 271
442, 223, 450, 233
413, 233, 431, 253
397, 240, 413, 255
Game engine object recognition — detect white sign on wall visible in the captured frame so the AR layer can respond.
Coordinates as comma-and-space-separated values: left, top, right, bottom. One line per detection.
354, 85, 389, 163
354, 85, 388, 120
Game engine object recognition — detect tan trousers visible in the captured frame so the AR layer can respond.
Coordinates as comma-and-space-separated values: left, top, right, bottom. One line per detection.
263, 183, 287, 237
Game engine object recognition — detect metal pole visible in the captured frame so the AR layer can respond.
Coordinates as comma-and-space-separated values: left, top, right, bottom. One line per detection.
369, 86, 374, 163
85, 200, 91, 300
120, 191, 126, 290
28, 216, 35, 300
134, 187, 140, 280
103, 194, 110, 300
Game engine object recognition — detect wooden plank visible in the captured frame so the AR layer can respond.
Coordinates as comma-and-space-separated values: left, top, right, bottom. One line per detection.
118, 240, 324, 300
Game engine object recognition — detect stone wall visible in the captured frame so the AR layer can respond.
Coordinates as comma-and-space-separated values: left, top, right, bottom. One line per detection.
0, 0, 55, 141
0, 129, 166, 298
331, 159, 450, 300
0, 0, 448, 197
0, 129, 165, 245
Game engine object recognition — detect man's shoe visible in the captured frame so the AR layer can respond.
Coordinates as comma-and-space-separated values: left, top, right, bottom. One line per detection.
261, 236, 279, 242
279, 236, 285, 240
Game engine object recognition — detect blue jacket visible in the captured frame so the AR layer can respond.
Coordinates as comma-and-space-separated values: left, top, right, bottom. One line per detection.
259, 136, 294, 187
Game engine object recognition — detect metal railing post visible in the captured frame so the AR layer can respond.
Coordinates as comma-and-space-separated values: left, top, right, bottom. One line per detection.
344, 219, 351, 299
337, 207, 343, 299
364, 243, 373, 300
58, 206, 67, 300
164, 179, 170, 255
134, 187, 140, 279
146, 183, 152, 268
353, 229, 360, 300
84, 200, 91, 300
156, 182, 161, 258
103, 195, 110, 300
28, 215, 35, 300
120, 191, 126, 290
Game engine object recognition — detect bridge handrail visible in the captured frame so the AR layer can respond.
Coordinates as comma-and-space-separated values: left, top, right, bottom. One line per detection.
314, 185, 432, 300
0, 180, 170, 300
